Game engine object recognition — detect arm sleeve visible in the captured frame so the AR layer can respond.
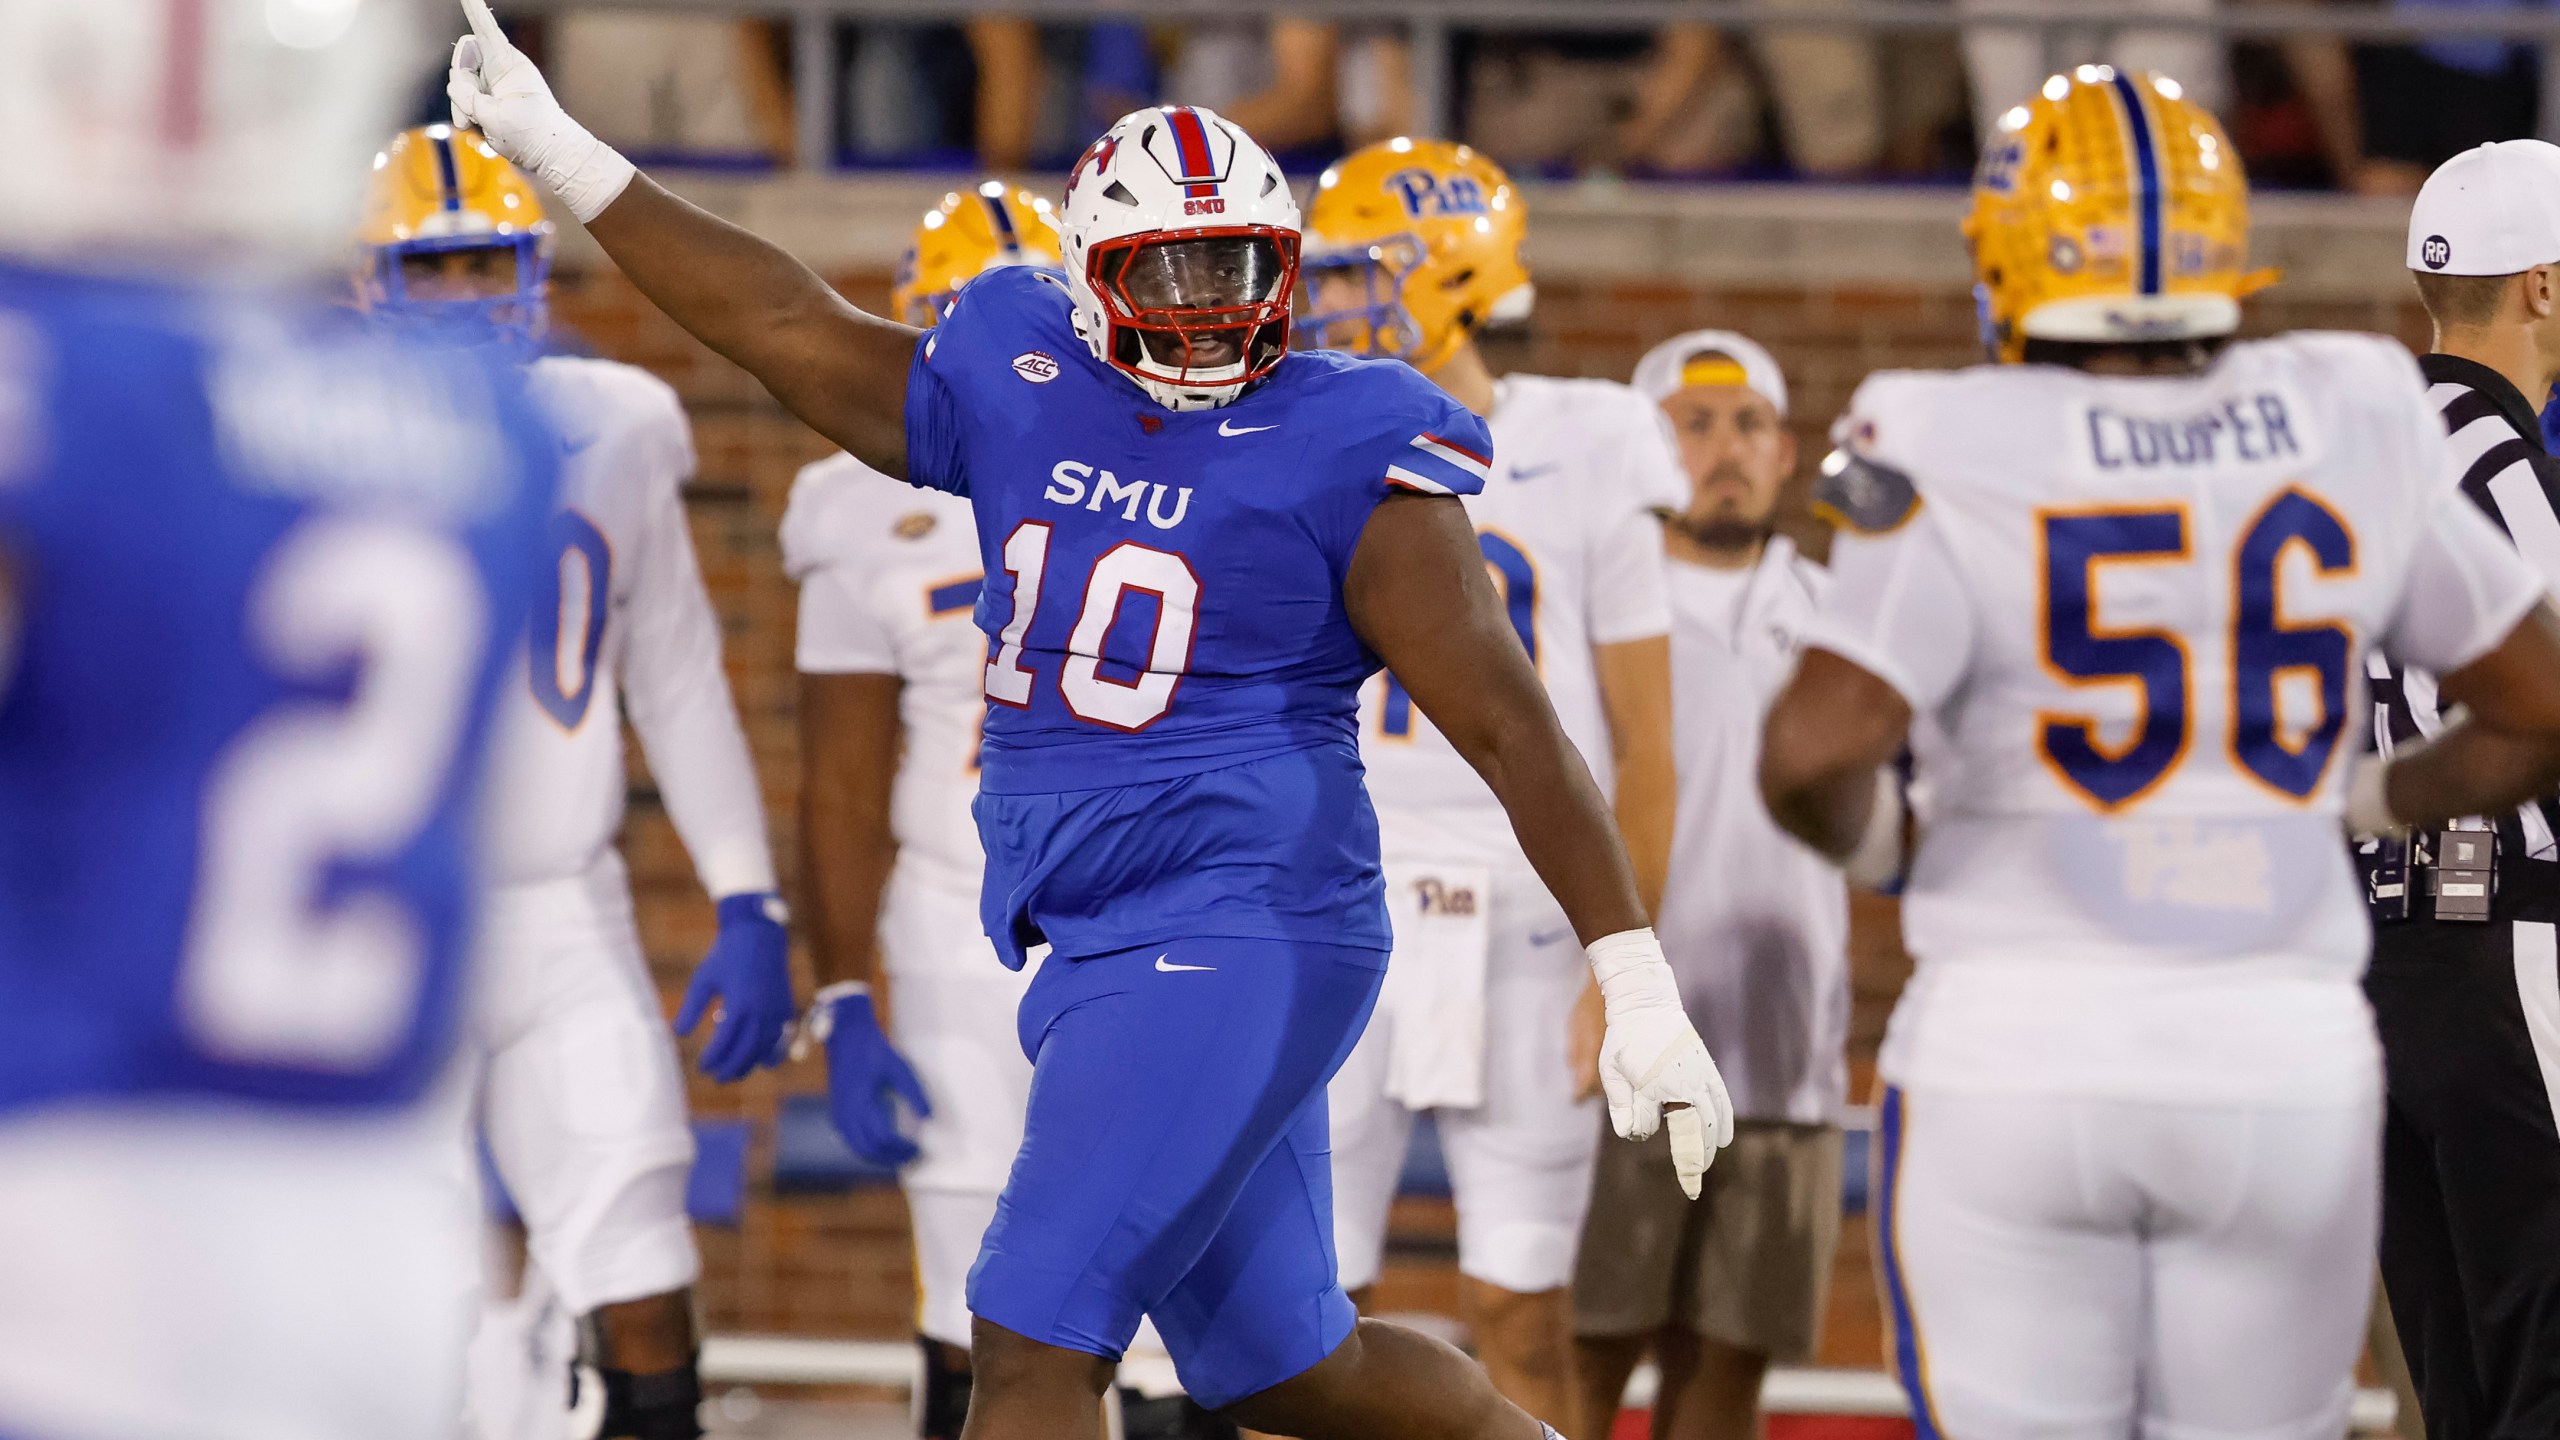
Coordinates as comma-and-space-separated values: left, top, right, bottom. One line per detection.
2384, 479, 2549, 677
1587, 503, 1673, 644
795, 562, 902, 674
902, 336, 968, 497
1797, 504, 1976, 712
622, 465, 780, 898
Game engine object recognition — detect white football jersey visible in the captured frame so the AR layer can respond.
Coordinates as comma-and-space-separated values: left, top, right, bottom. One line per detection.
781, 453, 987, 895
1806, 332, 2545, 1103
484, 356, 776, 897
1358, 374, 1686, 869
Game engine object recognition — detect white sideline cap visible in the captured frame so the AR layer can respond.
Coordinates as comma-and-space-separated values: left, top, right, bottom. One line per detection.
1630, 330, 1789, 419
2408, 140, 2560, 276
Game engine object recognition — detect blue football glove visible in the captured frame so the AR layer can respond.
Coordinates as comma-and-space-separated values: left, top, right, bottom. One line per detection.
674, 892, 794, 1083
811, 983, 931, 1168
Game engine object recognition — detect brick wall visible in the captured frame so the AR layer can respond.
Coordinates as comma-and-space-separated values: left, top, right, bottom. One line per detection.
553, 257, 2433, 1354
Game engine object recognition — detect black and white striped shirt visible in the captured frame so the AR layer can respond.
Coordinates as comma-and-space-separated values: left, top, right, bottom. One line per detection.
2370, 353, 2560, 862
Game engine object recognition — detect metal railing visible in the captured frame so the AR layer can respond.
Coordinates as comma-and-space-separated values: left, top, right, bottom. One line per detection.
484, 0, 2560, 173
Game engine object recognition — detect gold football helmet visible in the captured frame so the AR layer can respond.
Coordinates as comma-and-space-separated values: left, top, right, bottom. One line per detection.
1966, 67, 2272, 363
1300, 138, 1531, 373
890, 182, 1065, 329
354, 125, 555, 341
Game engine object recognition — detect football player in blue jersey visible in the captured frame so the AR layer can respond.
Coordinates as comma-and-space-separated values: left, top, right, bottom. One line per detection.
0, 4, 559, 1440
450, 4, 1734, 1437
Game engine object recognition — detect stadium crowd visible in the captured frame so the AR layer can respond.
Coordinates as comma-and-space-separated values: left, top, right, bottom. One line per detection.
498, 2, 2554, 187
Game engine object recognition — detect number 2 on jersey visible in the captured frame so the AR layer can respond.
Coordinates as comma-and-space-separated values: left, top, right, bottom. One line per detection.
985, 521, 1202, 730
2040, 487, 2354, 810
180, 517, 490, 1071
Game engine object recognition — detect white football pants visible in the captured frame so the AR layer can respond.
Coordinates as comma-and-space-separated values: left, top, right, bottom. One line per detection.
477, 853, 699, 1319
1877, 1085, 2379, 1440
1330, 872, 1600, 1295
880, 869, 1036, 1350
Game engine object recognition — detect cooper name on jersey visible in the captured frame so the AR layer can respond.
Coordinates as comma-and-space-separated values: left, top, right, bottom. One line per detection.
2085, 390, 2305, 472
1044, 460, 1195, 530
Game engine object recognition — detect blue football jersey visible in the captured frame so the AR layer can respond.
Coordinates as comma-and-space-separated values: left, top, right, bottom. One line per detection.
0, 262, 558, 1115
904, 266, 1492, 796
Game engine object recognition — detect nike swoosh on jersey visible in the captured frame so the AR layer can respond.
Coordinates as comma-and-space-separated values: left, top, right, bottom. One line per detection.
1154, 955, 1217, 972
1218, 420, 1277, 437
1508, 462, 1562, 482
1529, 928, 1574, 947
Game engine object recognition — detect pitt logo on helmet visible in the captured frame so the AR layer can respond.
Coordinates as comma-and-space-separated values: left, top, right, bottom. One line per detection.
1302, 138, 1531, 373
1386, 169, 1489, 219
1965, 67, 2275, 364
892, 181, 1065, 329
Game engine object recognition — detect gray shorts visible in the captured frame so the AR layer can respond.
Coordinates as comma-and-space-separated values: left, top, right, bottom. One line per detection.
1571, 1118, 1844, 1362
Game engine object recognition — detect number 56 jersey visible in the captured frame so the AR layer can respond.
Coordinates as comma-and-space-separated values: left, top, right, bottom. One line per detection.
1803, 332, 2545, 1104
901, 265, 1491, 966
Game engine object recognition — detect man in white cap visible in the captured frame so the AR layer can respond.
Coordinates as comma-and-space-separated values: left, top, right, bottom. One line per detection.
1568, 333, 1850, 1440
2373, 137, 2560, 1440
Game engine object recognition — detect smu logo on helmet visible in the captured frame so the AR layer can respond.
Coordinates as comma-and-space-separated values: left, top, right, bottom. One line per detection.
1385, 168, 1489, 220
1067, 135, 1120, 204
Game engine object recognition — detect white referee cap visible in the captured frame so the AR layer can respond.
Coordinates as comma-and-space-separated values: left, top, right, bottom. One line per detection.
1630, 330, 1788, 419
2408, 140, 2560, 276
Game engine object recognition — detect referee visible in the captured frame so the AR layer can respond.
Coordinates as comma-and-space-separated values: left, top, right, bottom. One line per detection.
2374, 139, 2560, 1440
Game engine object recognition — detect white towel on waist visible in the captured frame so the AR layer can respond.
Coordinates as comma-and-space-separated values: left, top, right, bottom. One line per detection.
1376, 861, 1494, 1111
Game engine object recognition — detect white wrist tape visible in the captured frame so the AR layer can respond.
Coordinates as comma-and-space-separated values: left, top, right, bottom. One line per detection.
522, 122, 635, 225
2345, 754, 2401, 837
1587, 929, 1680, 1012
790, 981, 871, 1059
1842, 767, 1906, 890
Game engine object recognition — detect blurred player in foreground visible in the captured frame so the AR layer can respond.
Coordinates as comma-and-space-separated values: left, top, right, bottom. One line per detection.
783, 182, 1052, 1440
1300, 139, 1683, 1431
1758, 68, 2560, 1439
449, 3, 1734, 1436
0, 4, 560, 1439
356, 127, 793, 1440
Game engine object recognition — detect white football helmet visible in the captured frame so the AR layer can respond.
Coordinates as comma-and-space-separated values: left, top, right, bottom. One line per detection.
0, 0, 422, 272
1057, 105, 1302, 411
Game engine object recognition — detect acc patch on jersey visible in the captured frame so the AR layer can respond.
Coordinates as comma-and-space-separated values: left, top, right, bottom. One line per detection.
1811, 448, 1920, 535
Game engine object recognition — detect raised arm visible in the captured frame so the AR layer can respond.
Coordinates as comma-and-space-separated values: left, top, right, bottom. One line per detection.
448, 0, 918, 474
1348, 492, 1733, 1193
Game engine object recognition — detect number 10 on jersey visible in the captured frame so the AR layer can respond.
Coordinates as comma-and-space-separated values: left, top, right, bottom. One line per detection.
983, 522, 1202, 730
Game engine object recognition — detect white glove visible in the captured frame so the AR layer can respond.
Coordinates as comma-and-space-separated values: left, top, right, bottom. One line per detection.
1587, 929, 1735, 1199
447, 0, 635, 222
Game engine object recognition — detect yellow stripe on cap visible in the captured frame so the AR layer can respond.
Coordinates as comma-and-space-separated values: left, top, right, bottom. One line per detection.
1679, 354, 1753, 389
